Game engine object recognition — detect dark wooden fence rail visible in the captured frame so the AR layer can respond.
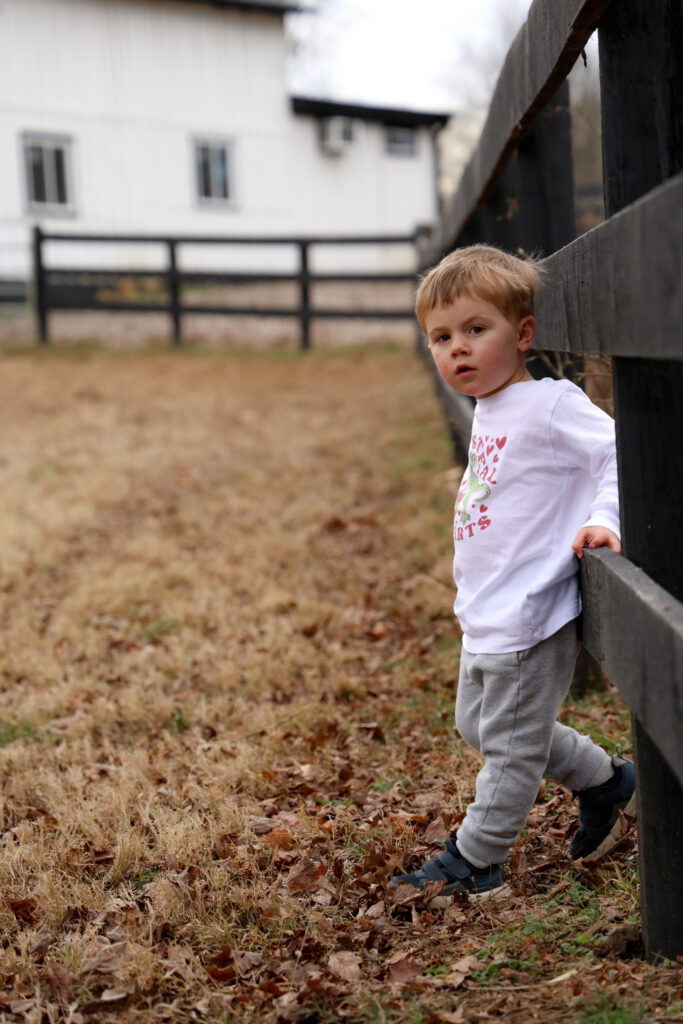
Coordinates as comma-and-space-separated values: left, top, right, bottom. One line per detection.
420, 0, 682, 962
32, 227, 418, 350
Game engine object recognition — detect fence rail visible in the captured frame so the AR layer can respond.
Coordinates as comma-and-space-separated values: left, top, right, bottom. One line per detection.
422, 0, 682, 962
32, 228, 419, 349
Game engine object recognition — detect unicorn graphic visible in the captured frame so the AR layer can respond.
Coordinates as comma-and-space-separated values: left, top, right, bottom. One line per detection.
456, 452, 491, 525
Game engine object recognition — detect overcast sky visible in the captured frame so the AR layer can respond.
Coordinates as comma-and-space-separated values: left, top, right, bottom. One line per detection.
286, 0, 534, 114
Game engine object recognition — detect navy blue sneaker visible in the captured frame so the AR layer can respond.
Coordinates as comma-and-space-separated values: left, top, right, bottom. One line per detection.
570, 755, 636, 861
389, 838, 509, 904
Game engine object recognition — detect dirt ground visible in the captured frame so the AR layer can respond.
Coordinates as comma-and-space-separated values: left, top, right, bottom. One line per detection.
0, 343, 679, 1023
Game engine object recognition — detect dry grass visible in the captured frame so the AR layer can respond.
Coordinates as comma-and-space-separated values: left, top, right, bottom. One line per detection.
0, 342, 679, 1023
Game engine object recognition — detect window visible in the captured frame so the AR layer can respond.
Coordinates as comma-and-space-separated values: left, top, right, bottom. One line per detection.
194, 140, 231, 202
385, 125, 417, 156
23, 134, 73, 210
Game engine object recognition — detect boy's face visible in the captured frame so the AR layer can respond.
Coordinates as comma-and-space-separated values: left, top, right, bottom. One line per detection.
424, 293, 535, 399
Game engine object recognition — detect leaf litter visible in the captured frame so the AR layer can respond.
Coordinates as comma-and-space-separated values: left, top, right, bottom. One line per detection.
0, 346, 680, 1022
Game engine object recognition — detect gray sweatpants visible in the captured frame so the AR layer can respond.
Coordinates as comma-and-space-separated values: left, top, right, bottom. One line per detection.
454, 619, 611, 868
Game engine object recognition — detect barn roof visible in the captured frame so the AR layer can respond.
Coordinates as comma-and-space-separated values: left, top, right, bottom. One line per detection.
170, 0, 304, 14
291, 96, 449, 128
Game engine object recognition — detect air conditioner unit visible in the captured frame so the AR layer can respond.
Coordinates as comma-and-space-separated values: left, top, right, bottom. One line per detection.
320, 117, 353, 156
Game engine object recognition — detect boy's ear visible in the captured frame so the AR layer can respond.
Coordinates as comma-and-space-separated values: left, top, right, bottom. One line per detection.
517, 315, 536, 352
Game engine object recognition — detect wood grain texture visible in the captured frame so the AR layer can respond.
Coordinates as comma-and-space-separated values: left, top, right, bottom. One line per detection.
597, 0, 683, 964
535, 173, 683, 358
580, 548, 683, 787
598, 0, 683, 217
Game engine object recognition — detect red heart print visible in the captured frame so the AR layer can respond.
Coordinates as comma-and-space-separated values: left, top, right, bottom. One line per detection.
496, 437, 507, 449
479, 504, 488, 512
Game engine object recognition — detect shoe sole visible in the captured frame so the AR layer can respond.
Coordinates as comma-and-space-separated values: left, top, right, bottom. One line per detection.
427, 881, 511, 909
577, 792, 637, 863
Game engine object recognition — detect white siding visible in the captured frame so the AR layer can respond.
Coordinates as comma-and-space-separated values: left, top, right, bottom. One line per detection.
0, 0, 441, 278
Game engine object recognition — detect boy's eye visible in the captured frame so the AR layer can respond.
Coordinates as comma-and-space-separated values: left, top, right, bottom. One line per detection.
431, 333, 450, 344
468, 325, 484, 335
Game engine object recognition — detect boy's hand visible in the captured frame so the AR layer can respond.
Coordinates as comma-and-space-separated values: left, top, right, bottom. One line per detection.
572, 526, 621, 559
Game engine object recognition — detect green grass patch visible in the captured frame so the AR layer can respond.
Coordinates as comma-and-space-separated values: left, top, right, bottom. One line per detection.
0, 718, 45, 747
573, 992, 647, 1024
143, 615, 182, 643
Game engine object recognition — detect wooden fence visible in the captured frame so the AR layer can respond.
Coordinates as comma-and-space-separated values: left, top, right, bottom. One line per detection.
31, 228, 418, 349
420, 0, 682, 962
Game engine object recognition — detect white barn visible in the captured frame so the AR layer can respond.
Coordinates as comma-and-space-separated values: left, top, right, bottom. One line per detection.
0, 0, 448, 282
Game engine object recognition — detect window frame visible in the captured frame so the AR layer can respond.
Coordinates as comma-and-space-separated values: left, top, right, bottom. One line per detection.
22, 132, 75, 215
193, 137, 234, 206
384, 125, 417, 157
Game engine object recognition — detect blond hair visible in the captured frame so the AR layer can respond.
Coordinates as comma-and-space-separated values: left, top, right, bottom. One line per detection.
415, 244, 542, 331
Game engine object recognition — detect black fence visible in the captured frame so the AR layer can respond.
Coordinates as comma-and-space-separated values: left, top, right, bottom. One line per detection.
32, 227, 420, 349
0, 280, 27, 305
420, 0, 682, 962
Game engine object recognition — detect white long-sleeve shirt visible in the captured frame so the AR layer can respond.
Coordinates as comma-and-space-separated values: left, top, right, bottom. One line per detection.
453, 378, 620, 653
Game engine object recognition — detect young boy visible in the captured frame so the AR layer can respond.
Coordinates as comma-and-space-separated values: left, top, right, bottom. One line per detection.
390, 245, 635, 900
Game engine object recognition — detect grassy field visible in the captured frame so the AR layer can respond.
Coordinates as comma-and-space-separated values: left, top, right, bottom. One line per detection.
0, 343, 679, 1023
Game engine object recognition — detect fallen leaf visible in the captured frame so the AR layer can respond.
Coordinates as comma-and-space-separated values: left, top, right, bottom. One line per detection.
7, 897, 37, 924
24, 809, 59, 828
62, 905, 92, 926
422, 880, 446, 903
312, 875, 338, 905
547, 967, 578, 985
248, 816, 275, 835
29, 934, 54, 956
357, 722, 386, 743
100, 982, 138, 1004
324, 516, 347, 532
205, 965, 236, 983
385, 949, 423, 987
207, 946, 233, 968
603, 925, 643, 958
388, 882, 424, 906
234, 951, 263, 973
287, 858, 326, 894
266, 828, 296, 850
168, 865, 201, 885
80, 940, 129, 976
423, 815, 450, 843
92, 848, 115, 864
310, 911, 336, 938
163, 946, 194, 983
0, 992, 24, 1011
431, 1011, 465, 1024
439, 954, 480, 988
44, 962, 73, 1004
8, 999, 36, 1015
328, 951, 361, 983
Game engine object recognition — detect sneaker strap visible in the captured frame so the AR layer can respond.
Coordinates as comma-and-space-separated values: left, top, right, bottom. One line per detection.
431, 843, 474, 883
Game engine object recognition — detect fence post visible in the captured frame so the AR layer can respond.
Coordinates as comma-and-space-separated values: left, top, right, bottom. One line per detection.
167, 239, 181, 346
599, 0, 683, 963
299, 241, 310, 351
457, 82, 575, 258
32, 225, 48, 343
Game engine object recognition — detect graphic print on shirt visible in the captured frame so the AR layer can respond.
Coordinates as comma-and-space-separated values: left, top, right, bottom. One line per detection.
454, 433, 507, 540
